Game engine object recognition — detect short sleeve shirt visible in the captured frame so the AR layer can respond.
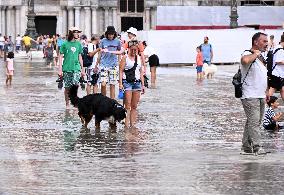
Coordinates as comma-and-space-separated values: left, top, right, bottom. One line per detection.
241, 51, 267, 99
201, 43, 212, 62
87, 43, 98, 69
263, 107, 276, 126
22, 36, 32, 46
60, 40, 83, 72
99, 38, 121, 68
272, 45, 284, 78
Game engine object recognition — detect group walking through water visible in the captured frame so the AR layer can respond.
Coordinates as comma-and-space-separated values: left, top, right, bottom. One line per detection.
53, 25, 160, 129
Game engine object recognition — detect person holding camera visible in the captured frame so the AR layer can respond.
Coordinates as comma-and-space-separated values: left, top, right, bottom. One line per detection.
119, 40, 145, 128
240, 32, 268, 154
58, 27, 85, 109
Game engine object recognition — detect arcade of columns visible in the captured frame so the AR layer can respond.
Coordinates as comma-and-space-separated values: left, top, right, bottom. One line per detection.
0, 4, 156, 40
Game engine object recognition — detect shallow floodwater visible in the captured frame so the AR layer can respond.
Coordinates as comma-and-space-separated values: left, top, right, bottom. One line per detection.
0, 59, 284, 194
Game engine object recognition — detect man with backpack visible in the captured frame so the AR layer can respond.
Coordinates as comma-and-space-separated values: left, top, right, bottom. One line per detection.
267, 35, 284, 99
240, 32, 268, 155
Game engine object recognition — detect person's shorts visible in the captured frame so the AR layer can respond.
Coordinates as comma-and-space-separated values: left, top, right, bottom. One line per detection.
86, 68, 99, 86
16, 45, 21, 51
7, 70, 13, 76
196, 66, 203, 73
263, 122, 277, 131
203, 60, 211, 65
123, 80, 142, 91
99, 66, 118, 85
63, 71, 81, 88
268, 74, 284, 91
25, 45, 31, 53
0, 45, 3, 51
149, 54, 160, 67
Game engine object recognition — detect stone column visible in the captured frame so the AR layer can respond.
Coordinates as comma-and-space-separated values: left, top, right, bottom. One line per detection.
6, 7, 12, 36
15, 6, 21, 36
0, 7, 5, 34
80, 7, 85, 32
74, 7, 80, 28
112, 7, 117, 29
62, 7, 67, 35
67, 7, 74, 30
57, 8, 62, 35
150, 7, 157, 30
20, 5, 27, 36
91, 6, 98, 34
145, 7, 151, 31
104, 7, 109, 30
84, 7, 91, 38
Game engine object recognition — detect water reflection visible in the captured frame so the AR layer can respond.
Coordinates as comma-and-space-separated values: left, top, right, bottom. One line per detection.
2, 61, 284, 194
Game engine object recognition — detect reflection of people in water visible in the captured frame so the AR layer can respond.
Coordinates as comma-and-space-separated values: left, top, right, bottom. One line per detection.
123, 127, 145, 157
63, 109, 145, 157
63, 110, 81, 151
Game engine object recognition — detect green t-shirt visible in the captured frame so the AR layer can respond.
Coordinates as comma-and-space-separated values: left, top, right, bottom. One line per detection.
60, 40, 82, 72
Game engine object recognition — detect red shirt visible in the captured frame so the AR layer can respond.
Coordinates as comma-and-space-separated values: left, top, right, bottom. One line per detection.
196, 52, 203, 66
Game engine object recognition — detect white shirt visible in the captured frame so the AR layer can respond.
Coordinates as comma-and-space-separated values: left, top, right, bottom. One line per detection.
241, 51, 267, 99
16, 36, 22, 46
87, 43, 98, 69
272, 45, 284, 78
0, 36, 4, 46
144, 46, 156, 57
123, 55, 142, 81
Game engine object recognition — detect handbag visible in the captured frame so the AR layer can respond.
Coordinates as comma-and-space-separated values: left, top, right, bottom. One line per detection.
124, 55, 138, 82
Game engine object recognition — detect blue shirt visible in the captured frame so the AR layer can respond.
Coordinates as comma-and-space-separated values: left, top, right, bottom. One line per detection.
99, 38, 121, 68
201, 43, 212, 62
57, 38, 64, 47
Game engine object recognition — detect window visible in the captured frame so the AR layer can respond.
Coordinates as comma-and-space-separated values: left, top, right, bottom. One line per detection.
241, 1, 275, 6
120, 0, 144, 13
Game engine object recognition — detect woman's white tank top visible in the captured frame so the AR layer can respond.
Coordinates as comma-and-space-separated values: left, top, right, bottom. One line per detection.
123, 55, 142, 81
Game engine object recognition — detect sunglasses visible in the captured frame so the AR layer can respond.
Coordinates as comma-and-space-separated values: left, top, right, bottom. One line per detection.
128, 41, 138, 47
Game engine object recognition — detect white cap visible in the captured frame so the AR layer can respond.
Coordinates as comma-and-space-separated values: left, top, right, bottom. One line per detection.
69, 26, 82, 32
127, 27, 138, 36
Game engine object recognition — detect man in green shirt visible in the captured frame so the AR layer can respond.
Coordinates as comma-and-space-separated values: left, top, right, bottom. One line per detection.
58, 26, 85, 109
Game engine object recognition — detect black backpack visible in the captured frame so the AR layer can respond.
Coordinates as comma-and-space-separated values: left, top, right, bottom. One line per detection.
82, 46, 93, 67
232, 50, 254, 98
266, 47, 284, 76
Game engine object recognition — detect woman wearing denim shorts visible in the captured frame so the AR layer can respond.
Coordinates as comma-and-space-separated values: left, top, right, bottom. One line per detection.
119, 40, 145, 128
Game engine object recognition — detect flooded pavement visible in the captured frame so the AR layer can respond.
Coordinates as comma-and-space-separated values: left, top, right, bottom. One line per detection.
1, 59, 284, 195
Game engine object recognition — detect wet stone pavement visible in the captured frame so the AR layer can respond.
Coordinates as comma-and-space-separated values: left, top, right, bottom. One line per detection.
1, 59, 284, 195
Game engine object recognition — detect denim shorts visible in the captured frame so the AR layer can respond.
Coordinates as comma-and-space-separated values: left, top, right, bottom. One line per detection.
196, 66, 203, 73
123, 80, 142, 91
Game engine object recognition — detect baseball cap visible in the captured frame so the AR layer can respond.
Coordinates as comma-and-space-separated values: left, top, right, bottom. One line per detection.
69, 26, 82, 32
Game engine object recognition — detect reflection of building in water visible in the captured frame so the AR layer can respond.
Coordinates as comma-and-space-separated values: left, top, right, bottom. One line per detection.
1, 0, 283, 39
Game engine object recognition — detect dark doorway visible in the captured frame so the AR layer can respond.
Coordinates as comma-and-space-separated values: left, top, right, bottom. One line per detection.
121, 17, 143, 32
35, 16, 57, 36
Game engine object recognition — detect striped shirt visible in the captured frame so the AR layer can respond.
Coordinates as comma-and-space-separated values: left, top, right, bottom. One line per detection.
263, 107, 276, 126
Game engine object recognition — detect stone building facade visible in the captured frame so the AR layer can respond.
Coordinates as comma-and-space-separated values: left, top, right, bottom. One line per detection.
0, 0, 283, 39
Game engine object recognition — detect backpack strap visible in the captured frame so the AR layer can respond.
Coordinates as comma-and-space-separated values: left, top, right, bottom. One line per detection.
242, 50, 254, 84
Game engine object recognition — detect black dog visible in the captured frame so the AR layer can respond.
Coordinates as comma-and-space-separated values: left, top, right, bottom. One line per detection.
69, 85, 126, 129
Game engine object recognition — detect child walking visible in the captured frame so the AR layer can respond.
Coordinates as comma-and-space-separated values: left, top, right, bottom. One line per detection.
196, 46, 203, 80
6, 52, 14, 86
263, 96, 283, 132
